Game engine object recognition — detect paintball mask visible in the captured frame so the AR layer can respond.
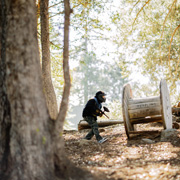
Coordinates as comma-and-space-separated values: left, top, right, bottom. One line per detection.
96, 91, 106, 103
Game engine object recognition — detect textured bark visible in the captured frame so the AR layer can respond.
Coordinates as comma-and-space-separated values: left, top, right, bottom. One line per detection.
0, 0, 96, 180
0, 1, 54, 179
53, 0, 74, 175
78, 119, 123, 131
40, 0, 58, 120
53, 0, 71, 161
0, 0, 12, 175
51, 3, 93, 178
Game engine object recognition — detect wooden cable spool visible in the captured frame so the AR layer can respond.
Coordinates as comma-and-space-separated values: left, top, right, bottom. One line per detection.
122, 79, 172, 138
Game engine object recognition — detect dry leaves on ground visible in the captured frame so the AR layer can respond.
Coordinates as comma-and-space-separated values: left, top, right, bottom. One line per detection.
63, 123, 180, 180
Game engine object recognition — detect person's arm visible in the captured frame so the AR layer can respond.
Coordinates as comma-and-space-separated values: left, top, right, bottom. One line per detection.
86, 99, 102, 116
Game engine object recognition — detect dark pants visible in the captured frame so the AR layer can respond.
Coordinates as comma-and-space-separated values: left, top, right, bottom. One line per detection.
84, 116, 102, 141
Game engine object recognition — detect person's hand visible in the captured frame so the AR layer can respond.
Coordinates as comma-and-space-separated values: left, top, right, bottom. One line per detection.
99, 111, 103, 117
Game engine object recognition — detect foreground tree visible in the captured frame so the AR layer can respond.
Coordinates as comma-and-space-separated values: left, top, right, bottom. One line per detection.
0, 0, 96, 179
0, 0, 54, 178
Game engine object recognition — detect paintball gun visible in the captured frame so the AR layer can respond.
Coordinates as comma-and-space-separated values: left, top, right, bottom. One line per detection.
98, 106, 110, 119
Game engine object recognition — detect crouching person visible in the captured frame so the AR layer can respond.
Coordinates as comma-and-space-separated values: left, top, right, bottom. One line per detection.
82, 91, 108, 144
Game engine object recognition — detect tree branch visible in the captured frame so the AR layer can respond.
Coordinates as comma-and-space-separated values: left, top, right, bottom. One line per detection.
159, 0, 177, 64
130, 0, 141, 14
132, 0, 152, 27
49, 1, 63, 9
168, 24, 180, 69
49, 11, 64, 19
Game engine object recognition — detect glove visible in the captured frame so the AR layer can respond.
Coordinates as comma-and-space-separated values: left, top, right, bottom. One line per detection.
99, 111, 103, 117
95, 109, 102, 117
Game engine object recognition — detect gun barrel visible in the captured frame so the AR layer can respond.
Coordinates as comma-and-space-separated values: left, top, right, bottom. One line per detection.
103, 112, 109, 119
97, 107, 109, 119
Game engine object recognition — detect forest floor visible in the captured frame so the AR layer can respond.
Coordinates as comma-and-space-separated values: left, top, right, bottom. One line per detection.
63, 122, 180, 180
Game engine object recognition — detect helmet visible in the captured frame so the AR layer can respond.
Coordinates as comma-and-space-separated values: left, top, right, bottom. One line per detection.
95, 91, 106, 103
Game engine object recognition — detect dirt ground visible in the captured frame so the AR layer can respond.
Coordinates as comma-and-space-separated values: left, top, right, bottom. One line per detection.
63, 123, 180, 180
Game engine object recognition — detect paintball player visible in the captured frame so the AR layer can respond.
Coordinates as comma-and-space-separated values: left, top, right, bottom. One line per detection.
82, 91, 108, 144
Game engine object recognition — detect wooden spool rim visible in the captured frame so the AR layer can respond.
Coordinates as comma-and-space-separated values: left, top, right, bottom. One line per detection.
160, 79, 172, 129
122, 83, 134, 138
122, 79, 172, 138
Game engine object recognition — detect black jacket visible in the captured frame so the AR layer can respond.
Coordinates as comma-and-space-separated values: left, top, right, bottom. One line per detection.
82, 98, 102, 120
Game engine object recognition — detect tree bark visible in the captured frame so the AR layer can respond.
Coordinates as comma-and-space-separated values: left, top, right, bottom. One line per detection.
53, 0, 71, 163
40, 0, 58, 120
78, 119, 123, 131
0, 1, 54, 179
51, 1, 93, 179
0, 0, 98, 179
0, 0, 12, 174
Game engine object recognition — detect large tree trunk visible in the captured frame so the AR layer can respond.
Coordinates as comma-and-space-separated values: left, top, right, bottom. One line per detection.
0, 1, 54, 179
0, 0, 99, 180
40, 0, 58, 120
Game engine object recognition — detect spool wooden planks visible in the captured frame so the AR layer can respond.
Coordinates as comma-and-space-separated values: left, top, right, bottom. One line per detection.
122, 79, 172, 138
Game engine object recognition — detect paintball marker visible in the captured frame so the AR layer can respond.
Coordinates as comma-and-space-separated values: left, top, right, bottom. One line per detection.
98, 106, 110, 119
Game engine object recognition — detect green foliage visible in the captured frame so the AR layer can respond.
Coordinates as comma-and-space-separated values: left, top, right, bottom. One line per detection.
110, 0, 180, 102
51, 52, 64, 100
108, 100, 123, 120
70, 0, 113, 59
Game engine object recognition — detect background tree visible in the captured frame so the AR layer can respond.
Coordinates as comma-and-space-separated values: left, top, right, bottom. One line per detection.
46, 0, 128, 123
72, 52, 127, 105
40, 0, 58, 119
69, 0, 127, 106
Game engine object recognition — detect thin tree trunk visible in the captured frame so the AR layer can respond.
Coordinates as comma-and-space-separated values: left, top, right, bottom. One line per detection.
40, 0, 58, 120
37, 0, 41, 21
53, 0, 72, 157
52, 0, 85, 178
57, 0, 72, 132
83, 21, 88, 104
52, 1, 94, 176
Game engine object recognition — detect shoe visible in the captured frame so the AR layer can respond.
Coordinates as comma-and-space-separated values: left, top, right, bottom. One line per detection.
98, 138, 108, 144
